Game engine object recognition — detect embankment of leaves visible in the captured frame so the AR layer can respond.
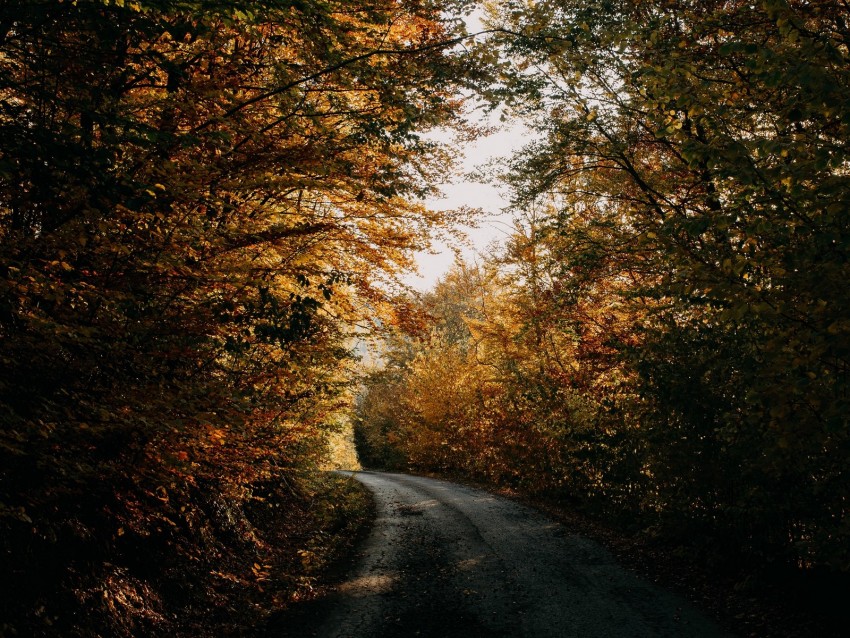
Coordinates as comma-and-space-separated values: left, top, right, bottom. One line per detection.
0, 471, 372, 638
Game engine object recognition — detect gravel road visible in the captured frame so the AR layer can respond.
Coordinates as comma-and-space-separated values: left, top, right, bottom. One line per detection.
281, 471, 731, 638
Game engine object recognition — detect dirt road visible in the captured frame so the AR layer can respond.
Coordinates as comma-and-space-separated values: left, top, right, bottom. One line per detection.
283, 471, 731, 638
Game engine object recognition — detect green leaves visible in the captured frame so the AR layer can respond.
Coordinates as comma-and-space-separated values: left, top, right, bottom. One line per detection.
477, 0, 850, 574
0, 0, 481, 633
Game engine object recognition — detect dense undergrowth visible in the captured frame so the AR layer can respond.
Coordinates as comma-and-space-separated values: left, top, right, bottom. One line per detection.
1, 471, 371, 638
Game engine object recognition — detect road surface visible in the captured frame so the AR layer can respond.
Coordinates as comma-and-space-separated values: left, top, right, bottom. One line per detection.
279, 471, 731, 638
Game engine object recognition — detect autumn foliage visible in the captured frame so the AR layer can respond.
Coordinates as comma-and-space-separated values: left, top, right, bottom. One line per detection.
0, 1, 477, 635
355, 0, 850, 587
4, 0, 850, 634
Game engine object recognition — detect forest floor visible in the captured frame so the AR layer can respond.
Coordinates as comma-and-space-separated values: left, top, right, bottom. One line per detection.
0, 471, 375, 638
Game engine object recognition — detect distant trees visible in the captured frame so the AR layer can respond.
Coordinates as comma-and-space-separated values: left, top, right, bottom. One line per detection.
0, 1, 480, 634
355, 0, 850, 575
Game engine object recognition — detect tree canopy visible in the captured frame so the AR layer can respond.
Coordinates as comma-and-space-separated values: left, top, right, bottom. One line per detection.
0, 1, 484, 634
356, 0, 850, 580
3, 1, 850, 635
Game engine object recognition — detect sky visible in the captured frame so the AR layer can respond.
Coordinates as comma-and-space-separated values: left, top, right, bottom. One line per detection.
398, 7, 534, 292
401, 116, 530, 291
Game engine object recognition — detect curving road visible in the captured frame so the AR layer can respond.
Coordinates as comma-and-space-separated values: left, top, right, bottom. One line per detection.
283, 471, 731, 638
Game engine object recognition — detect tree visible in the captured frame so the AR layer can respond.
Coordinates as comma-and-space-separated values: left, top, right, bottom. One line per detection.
482, 0, 850, 570
0, 0, 486, 633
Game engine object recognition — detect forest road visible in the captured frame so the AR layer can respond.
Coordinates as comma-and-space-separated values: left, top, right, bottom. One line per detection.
276, 471, 732, 638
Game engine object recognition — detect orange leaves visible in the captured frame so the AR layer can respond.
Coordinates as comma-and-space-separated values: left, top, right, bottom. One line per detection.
207, 427, 227, 446
0, 1, 484, 633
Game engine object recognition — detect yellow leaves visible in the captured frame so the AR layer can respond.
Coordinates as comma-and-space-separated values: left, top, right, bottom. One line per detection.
251, 562, 271, 581
207, 427, 227, 445
0, 0, 487, 632
297, 548, 316, 569
47, 260, 74, 272
144, 183, 167, 198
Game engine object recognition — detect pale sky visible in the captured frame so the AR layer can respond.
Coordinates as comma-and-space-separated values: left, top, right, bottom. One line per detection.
402, 117, 529, 291
398, 7, 533, 292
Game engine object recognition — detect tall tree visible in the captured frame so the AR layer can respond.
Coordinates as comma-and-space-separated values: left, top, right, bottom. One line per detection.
482, 0, 850, 570
0, 0, 485, 633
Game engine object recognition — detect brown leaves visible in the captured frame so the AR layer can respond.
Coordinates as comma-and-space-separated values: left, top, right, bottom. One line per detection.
0, 1, 479, 635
